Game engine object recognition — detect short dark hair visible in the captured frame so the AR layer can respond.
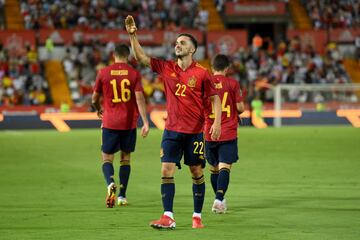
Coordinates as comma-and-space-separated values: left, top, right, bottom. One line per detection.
177, 33, 198, 53
114, 44, 130, 58
212, 54, 231, 71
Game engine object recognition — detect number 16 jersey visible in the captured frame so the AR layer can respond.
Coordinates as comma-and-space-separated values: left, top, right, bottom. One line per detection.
93, 62, 143, 130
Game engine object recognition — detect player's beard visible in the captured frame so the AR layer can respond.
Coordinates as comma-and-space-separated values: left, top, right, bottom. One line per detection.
176, 53, 184, 60
175, 51, 188, 59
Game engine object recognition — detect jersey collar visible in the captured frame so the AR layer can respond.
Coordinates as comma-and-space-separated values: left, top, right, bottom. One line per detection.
175, 60, 197, 72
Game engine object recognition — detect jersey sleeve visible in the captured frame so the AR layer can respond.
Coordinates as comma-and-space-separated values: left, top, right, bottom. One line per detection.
134, 70, 143, 92
93, 69, 103, 93
203, 71, 217, 98
150, 57, 167, 74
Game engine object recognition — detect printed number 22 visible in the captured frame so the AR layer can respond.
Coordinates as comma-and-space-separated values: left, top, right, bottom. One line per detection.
175, 83, 186, 96
193, 141, 204, 154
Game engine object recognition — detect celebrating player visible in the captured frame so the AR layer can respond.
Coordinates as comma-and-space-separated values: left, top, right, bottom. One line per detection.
92, 44, 149, 208
125, 15, 221, 229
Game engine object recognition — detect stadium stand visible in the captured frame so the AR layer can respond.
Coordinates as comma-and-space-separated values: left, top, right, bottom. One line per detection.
0, 43, 51, 106
45, 60, 71, 106
303, 0, 360, 29
20, 0, 202, 30
200, 0, 224, 30
4, 0, 24, 30
230, 37, 352, 102
289, 0, 312, 29
0, 0, 5, 30
0, 0, 358, 108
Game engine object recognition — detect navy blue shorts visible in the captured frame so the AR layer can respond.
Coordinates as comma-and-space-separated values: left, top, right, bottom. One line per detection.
101, 128, 137, 154
205, 139, 238, 167
161, 129, 205, 168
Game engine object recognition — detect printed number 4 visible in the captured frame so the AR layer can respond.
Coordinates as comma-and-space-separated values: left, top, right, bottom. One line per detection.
209, 92, 231, 118
110, 79, 131, 103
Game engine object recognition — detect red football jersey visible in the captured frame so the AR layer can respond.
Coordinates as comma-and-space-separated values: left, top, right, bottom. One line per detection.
204, 75, 243, 141
150, 58, 217, 134
93, 62, 143, 130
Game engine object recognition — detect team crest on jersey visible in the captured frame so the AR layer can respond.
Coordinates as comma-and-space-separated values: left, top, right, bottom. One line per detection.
215, 82, 223, 89
187, 76, 197, 88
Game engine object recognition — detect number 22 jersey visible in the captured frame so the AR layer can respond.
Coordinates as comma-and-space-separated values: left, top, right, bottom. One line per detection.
150, 58, 217, 134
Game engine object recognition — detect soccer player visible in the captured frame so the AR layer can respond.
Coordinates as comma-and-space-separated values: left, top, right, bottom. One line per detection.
204, 54, 245, 214
125, 15, 222, 229
92, 44, 149, 208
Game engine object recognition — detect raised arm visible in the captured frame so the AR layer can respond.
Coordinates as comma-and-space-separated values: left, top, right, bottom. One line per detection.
125, 15, 151, 67
135, 91, 150, 138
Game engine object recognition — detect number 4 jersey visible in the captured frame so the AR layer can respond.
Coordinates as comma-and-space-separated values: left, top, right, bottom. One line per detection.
93, 62, 143, 130
204, 75, 243, 142
150, 58, 217, 134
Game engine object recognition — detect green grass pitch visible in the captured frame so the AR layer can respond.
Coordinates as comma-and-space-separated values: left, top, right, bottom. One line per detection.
0, 127, 359, 240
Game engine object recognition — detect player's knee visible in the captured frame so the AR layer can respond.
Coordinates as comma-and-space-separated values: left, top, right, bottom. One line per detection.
190, 165, 203, 178
121, 152, 131, 160
161, 163, 175, 177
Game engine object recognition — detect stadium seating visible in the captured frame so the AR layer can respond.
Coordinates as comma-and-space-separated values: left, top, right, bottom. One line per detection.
0, 44, 51, 106
303, 0, 360, 29
20, 0, 203, 30
0, 0, 358, 107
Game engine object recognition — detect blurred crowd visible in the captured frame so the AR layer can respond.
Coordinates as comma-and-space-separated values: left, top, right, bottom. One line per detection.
61, 40, 166, 107
0, 35, 353, 107
21, 0, 208, 31
0, 0, 5, 30
0, 43, 51, 106
59, 35, 352, 107
0, 0, 356, 107
228, 36, 351, 103
304, 0, 360, 29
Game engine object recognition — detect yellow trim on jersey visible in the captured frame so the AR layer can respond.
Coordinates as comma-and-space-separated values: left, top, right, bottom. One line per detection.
195, 63, 207, 70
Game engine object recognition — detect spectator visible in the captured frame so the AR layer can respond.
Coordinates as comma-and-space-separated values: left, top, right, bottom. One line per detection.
21, 0, 203, 31
355, 35, 360, 65
305, 0, 360, 29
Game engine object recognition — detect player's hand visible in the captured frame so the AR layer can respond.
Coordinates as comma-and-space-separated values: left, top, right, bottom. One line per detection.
97, 109, 103, 119
141, 122, 149, 138
209, 123, 221, 141
125, 15, 137, 35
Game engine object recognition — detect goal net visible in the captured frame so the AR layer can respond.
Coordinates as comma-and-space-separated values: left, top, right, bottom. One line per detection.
273, 84, 360, 127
